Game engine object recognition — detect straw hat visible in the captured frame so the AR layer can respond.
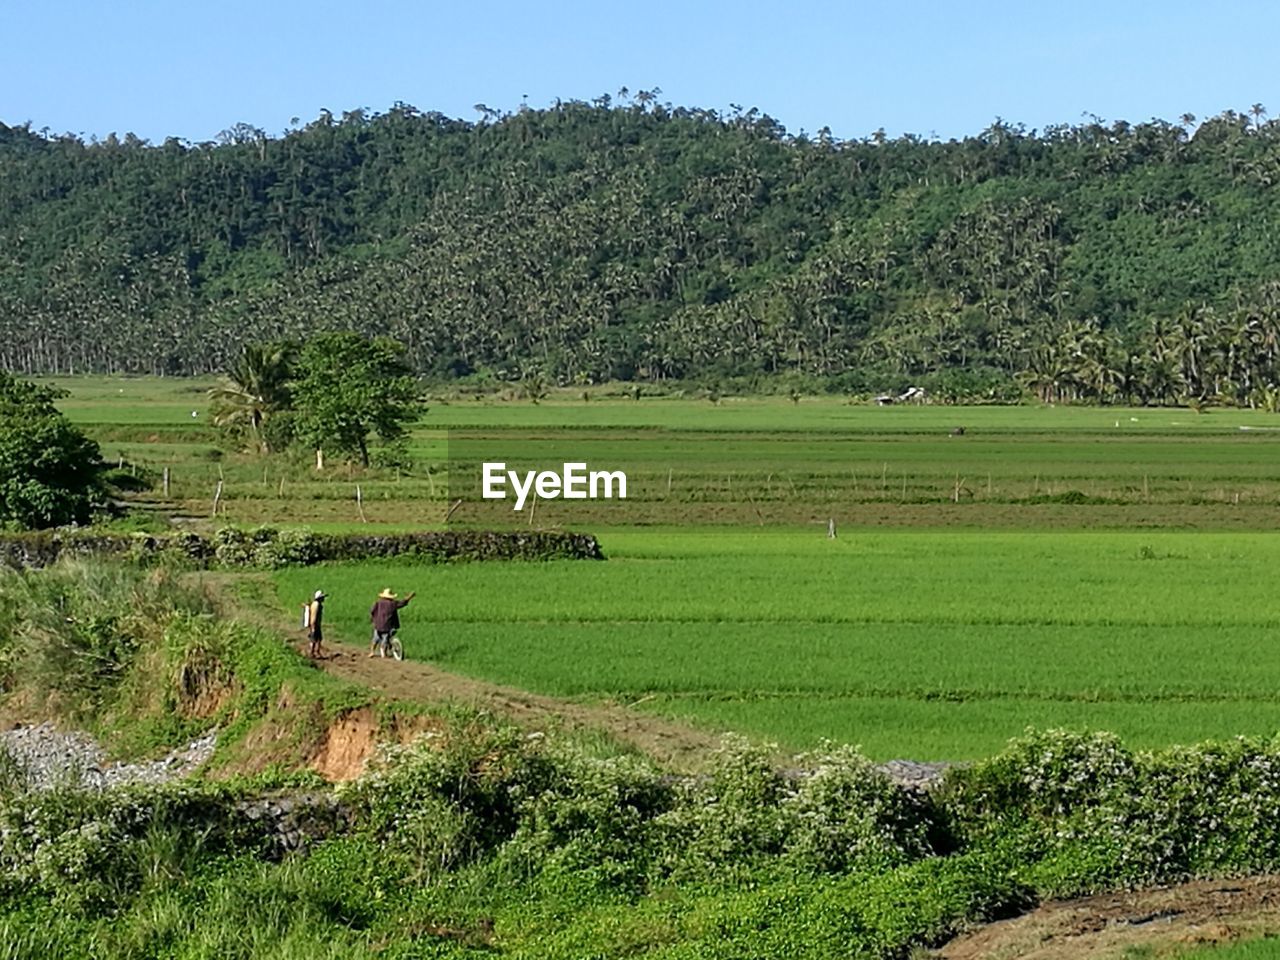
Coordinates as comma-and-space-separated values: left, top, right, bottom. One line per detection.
378, 588, 396, 599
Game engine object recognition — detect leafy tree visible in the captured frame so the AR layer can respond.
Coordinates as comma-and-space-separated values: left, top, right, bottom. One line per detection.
0, 373, 103, 529
291, 333, 420, 466
208, 341, 296, 453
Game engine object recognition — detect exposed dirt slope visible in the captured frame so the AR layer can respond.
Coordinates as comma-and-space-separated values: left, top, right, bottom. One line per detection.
936, 875, 1280, 959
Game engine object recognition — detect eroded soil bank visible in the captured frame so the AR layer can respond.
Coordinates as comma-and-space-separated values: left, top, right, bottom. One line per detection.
937, 875, 1280, 959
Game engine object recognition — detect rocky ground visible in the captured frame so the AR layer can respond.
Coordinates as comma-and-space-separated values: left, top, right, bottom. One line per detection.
878, 758, 954, 791
0, 723, 216, 791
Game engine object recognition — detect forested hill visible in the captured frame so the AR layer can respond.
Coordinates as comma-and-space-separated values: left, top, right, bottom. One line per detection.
5, 97, 1280, 402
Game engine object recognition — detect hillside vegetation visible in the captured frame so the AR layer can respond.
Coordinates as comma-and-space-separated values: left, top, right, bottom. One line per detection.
5, 98, 1280, 402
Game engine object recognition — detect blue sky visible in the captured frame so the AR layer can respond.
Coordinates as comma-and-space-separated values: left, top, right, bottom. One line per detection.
3, 0, 1277, 143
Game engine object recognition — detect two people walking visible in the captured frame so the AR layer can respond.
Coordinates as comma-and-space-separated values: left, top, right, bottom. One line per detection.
302, 586, 415, 659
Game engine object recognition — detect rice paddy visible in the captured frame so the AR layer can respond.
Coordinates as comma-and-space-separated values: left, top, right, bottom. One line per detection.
49, 376, 1280, 760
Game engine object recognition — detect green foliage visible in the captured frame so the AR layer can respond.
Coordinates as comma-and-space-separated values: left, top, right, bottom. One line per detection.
0, 527, 604, 571
10, 721, 1280, 957
7, 104, 1280, 403
504, 747, 673, 892
209, 341, 297, 453
0, 372, 103, 529
0, 562, 212, 718
0, 782, 265, 911
338, 724, 558, 874
292, 333, 421, 466
942, 728, 1280, 895
781, 742, 938, 874
655, 736, 790, 881
653, 737, 938, 884
0, 559, 363, 761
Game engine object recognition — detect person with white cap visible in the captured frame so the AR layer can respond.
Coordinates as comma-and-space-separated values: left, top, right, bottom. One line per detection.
307, 589, 327, 659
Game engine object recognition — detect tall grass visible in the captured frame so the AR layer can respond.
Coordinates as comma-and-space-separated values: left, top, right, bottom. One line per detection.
0, 560, 362, 762
0, 562, 212, 722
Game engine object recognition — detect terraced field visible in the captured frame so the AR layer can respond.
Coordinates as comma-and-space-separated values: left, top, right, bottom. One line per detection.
274, 530, 1280, 759
49, 376, 1280, 759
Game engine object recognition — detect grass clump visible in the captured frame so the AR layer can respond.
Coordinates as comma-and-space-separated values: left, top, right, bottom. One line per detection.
0, 559, 362, 762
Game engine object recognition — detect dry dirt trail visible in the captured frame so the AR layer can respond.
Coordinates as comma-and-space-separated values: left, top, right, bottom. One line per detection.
936, 875, 1280, 959
303, 637, 722, 770
206, 573, 721, 770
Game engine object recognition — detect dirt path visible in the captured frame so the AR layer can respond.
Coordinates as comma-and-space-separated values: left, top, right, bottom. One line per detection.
200, 572, 721, 770
936, 875, 1280, 959
306, 639, 721, 770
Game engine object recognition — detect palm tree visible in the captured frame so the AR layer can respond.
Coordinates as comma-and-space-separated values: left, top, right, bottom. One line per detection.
209, 342, 296, 453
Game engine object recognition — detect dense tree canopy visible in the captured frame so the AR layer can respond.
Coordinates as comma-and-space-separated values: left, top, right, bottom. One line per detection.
5, 96, 1280, 401
291, 334, 420, 466
0, 374, 103, 528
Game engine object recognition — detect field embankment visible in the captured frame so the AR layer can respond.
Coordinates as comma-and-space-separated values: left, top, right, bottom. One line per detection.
937, 876, 1280, 959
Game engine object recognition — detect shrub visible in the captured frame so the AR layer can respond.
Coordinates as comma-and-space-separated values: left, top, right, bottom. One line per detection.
0, 527, 605, 570
781, 742, 937, 874
337, 724, 558, 874
254, 527, 324, 568
0, 782, 269, 910
941, 728, 1136, 838
655, 736, 789, 882
504, 748, 672, 891
939, 729, 1280, 896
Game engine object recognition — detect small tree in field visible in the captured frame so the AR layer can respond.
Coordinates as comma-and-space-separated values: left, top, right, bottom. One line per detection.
0, 373, 104, 528
208, 341, 296, 454
292, 334, 421, 467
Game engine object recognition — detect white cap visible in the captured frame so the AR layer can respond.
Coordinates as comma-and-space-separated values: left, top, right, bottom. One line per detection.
314, 590, 326, 600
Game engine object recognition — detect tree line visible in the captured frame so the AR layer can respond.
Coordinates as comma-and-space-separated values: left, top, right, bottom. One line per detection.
5, 96, 1280, 402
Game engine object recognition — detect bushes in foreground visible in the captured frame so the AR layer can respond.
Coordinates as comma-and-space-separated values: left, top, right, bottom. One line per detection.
7, 727, 1280, 957
943, 728, 1280, 895
342, 732, 945, 892
0, 526, 604, 570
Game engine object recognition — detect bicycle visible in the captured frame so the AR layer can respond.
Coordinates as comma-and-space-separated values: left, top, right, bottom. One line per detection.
372, 629, 404, 661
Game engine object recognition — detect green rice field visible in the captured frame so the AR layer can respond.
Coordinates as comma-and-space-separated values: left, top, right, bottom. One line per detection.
47, 376, 1280, 761
274, 530, 1280, 760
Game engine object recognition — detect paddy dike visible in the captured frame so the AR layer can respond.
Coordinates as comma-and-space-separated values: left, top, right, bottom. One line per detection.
936, 875, 1280, 959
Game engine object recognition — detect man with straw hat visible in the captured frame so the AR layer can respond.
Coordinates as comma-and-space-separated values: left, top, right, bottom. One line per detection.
370, 586, 416, 658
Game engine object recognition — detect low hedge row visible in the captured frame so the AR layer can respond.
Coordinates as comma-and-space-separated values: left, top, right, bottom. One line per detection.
0, 526, 604, 570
